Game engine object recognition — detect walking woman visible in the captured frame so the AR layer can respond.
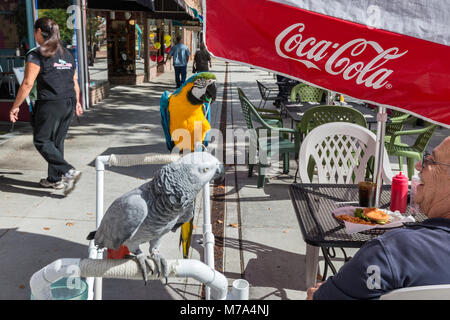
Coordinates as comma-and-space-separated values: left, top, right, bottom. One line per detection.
9, 17, 83, 196
193, 42, 212, 73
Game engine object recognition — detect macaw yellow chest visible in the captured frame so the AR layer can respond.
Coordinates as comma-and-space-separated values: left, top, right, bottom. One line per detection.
168, 83, 211, 151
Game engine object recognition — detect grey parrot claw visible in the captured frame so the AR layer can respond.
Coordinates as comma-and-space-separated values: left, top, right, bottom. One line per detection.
124, 253, 151, 285
151, 252, 169, 281
137, 254, 150, 285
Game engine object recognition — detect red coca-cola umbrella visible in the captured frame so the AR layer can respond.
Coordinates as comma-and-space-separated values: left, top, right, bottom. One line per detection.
203, 0, 450, 202
204, 0, 450, 126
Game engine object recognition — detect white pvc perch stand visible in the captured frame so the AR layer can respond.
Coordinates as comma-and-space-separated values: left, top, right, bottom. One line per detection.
30, 258, 248, 300
30, 152, 247, 300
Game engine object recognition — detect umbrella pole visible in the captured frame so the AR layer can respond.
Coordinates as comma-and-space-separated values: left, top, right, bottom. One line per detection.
373, 106, 388, 207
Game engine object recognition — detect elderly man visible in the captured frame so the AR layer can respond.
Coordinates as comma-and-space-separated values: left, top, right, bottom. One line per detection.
307, 136, 450, 300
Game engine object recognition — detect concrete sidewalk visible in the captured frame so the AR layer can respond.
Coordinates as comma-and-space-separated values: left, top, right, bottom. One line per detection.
0, 63, 211, 299
0, 59, 448, 300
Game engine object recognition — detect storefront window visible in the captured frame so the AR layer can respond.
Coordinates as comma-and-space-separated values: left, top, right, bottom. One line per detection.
0, 0, 27, 100
148, 19, 158, 67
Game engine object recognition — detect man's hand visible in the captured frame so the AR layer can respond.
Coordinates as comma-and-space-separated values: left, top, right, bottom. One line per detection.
76, 102, 83, 116
9, 105, 20, 123
306, 282, 324, 300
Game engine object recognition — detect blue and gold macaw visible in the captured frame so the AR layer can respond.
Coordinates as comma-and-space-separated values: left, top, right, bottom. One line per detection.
160, 72, 217, 258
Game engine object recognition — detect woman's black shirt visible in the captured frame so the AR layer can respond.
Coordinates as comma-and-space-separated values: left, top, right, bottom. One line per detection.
26, 46, 76, 101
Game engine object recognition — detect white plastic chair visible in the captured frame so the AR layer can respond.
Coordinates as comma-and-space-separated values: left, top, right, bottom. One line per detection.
380, 285, 450, 300
299, 122, 393, 184
298, 122, 393, 288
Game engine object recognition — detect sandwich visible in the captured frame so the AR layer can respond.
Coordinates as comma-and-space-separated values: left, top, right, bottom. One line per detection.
354, 207, 390, 225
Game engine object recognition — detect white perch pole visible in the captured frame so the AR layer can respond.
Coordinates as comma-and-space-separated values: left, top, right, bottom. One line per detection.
30, 258, 236, 300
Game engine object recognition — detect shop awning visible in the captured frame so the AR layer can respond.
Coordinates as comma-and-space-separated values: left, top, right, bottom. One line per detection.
87, 0, 199, 21
152, 0, 197, 20
87, 0, 155, 12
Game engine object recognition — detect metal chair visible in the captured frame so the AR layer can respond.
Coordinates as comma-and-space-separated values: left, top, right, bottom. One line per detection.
380, 284, 450, 300
238, 88, 299, 188
0, 60, 18, 98
298, 122, 393, 287
256, 80, 282, 108
385, 123, 438, 180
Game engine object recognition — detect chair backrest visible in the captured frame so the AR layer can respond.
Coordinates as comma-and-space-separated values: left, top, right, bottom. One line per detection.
390, 109, 406, 118
237, 88, 255, 130
414, 124, 438, 153
256, 80, 269, 99
380, 284, 450, 300
290, 83, 325, 103
299, 122, 393, 184
237, 88, 273, 130
299, 105, 368, 138
385, 116, 411, 136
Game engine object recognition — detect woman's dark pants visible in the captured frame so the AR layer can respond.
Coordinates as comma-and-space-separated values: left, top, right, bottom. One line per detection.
32, 98, 75, 183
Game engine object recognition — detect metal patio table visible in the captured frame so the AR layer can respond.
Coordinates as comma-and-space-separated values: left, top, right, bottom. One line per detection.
283, 102, 378, 130
289, 183, 428, 288
283, 102, 319, 128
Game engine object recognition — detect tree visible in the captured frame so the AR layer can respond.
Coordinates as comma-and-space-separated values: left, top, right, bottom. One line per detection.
38, 8, 73, 45
87, 14, 105, 48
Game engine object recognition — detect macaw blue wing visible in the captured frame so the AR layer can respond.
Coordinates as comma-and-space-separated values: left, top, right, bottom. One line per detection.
160, 90, 174, 151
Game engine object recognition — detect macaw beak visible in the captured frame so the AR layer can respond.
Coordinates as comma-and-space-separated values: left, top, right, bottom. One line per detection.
204, 82, 217, 103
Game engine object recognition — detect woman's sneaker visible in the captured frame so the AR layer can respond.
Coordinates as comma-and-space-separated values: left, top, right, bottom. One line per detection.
62, 169, 82, 196
39, 178, 65, 190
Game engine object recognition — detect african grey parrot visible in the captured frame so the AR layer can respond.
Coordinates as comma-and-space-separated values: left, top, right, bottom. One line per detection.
87, 152, 224, 284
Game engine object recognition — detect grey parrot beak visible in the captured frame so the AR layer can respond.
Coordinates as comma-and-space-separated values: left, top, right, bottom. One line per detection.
213, 163, 225, 183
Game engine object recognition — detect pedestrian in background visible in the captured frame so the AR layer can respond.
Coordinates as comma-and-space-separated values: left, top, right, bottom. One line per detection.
164, 35, 190, 88
193, 42, 212, 73
9, 17, 83, 196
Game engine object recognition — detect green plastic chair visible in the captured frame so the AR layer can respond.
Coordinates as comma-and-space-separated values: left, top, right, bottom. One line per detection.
295, 105, 368, 182
236, 88, 284, 128
369, 109, 416, 175
297, 105, 368, 139
385, 123, 438, 180
384, 112, 416, 167
290, 83, 326, 103
238, 88, 299, 188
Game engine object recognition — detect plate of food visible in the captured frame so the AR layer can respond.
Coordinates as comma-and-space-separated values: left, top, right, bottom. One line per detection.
332, 207, 415, 234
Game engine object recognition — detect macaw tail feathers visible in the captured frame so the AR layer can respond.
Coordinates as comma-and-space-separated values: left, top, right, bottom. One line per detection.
179, 219, 194, 259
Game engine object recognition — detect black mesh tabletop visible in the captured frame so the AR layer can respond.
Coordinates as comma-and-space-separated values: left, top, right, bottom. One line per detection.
284, 103, 321, 123
289, 184, 428, 248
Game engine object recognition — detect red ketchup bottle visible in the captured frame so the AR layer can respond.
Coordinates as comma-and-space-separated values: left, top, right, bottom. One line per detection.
390, 172, 409, 213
